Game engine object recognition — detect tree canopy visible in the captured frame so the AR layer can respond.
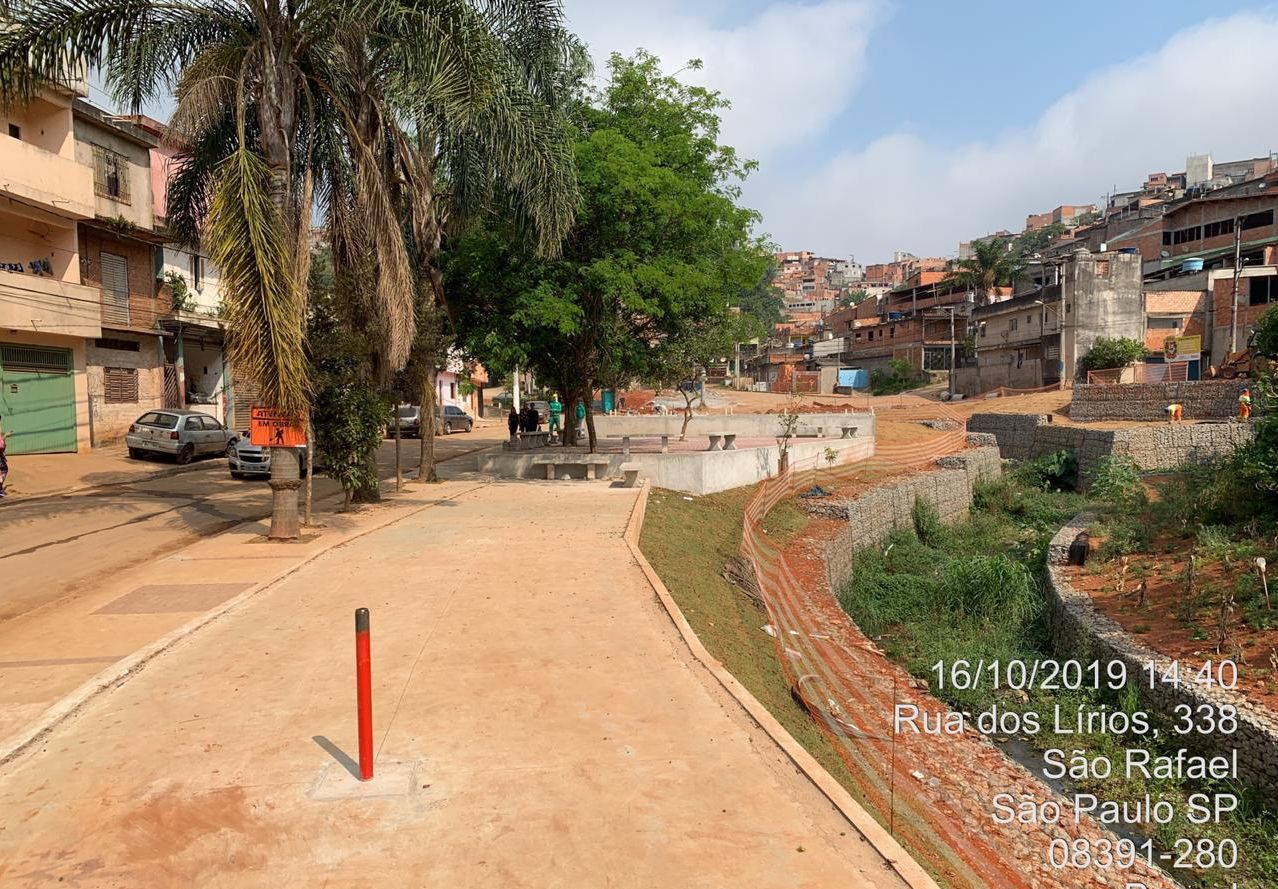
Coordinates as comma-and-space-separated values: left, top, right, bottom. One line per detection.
449, 51, 768, 446
942, 237, 1024, 305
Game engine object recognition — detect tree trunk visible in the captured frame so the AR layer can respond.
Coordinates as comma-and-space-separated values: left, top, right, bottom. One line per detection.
418, 364, 440, 482
680, 389, 693, 440
268, 445, 302, 539
351, 448, 381, 502
585, 394, 597, 452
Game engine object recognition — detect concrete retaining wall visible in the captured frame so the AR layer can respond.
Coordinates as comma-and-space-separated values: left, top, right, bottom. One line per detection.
477, 435, 875, 496
1046, 515, 1278, 792
968, 412, 1255, 482
593, 411, 875, 440
1072, 380, 1249, 421
821, 445, 1003, 593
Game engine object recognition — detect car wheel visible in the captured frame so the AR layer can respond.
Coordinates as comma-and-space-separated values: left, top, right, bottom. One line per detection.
444, 421, 452, 434
230, 471, 243, 480
225, 442, 237, 458
465, 421, 473, 433
176, 443, 195, 465
128, 447, 144, 459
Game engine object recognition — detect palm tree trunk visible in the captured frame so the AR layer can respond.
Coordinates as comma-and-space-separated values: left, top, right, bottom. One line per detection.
268, 444, 302, 539
418, 364, 439, 482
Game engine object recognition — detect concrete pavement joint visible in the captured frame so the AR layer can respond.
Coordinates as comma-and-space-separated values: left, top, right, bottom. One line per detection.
621, 481, 940, 889
0, 478, 493, 772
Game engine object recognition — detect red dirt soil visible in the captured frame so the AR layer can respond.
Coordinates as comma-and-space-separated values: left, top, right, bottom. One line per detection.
1066, 546, 1278, 713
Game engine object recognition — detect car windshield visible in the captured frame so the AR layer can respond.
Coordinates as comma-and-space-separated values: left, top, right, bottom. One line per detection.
397, 406, 417, 418
137, 412, 178, 429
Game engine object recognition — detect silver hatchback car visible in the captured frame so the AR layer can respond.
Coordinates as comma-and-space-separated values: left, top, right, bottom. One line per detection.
126, 409, 238, 464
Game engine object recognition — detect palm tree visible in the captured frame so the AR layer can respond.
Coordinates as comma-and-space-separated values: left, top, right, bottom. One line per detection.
0, 0, 578, 529
943, 237, 1024, 306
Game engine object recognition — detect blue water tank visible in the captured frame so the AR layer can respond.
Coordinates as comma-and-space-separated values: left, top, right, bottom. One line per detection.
1182, 257, 1204, 273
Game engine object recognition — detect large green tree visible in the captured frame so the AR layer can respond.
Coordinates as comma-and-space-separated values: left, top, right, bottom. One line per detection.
450, 51, 766, 449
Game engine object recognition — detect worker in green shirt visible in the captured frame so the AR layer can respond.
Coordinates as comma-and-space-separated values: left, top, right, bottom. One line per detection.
575, 399, 587, 437
548, 394, 563, 438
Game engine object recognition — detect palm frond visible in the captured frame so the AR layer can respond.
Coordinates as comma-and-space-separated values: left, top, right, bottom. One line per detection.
209, 147, 308, 412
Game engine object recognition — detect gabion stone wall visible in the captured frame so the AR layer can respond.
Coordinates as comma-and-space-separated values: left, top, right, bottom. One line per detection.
1072, 379, 1250, 422
1046, 514, 1278, 792
967, 412, 1255, 484
821, 445, 1002, 594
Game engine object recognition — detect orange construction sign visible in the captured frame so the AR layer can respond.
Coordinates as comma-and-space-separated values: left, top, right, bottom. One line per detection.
249, 406, 307, 447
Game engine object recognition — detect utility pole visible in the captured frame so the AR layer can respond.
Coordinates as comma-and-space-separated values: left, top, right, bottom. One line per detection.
948, 306, 957, 397
513, 364, 521, 413
1230, 214, 1243, 354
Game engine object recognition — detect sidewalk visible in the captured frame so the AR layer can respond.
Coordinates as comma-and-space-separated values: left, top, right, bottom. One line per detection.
0, 476, 911, 888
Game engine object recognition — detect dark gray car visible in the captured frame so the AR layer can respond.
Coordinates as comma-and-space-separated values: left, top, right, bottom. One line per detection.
440, 404, 473, 434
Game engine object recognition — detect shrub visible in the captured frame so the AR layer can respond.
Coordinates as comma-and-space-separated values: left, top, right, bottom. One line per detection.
869, 358, 926, 396
1015, 449, 1078, 491
1087, 456, 1142, 504
911, 496, 943, 545
1080, 336, 1147, 372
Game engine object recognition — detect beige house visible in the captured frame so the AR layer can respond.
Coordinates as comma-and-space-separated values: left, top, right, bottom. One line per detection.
0, 81, 100, 453
73, 101, 172, 445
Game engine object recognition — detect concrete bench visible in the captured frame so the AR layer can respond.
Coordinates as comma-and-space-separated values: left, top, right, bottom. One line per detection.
619, 462, 642, 487
840, 425, 858, 439
510, 430, 551, 451
605, 433, 670, 455
532, 455, 611, 480
706, 432, 737, 451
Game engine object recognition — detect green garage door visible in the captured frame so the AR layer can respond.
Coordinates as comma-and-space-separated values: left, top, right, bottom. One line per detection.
0, 344, 78, 454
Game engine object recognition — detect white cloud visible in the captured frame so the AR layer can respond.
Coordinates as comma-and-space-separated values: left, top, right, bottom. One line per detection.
761, 11, 1278, 261
562, 0, 882, 160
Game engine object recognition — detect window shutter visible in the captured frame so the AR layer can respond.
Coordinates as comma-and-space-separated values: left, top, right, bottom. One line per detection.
100, 252, 131, 326
103, 367, 138, 403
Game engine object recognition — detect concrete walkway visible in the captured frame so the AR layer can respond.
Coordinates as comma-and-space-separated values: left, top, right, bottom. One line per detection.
0, 476, 909, 888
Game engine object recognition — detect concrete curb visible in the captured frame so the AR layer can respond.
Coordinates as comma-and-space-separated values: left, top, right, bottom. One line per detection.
622, 482, 940, 889
0, 478, 492, 771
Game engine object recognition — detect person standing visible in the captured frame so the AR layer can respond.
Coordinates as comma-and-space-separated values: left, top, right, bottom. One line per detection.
528, 403, 541, 431
507, 405, 519, 439
0, 414, 9, 498
548, 394, 563, 439
575, 398, 587, 437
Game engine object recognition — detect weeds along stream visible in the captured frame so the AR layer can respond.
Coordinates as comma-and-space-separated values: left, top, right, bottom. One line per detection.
839, 460, 1278, 889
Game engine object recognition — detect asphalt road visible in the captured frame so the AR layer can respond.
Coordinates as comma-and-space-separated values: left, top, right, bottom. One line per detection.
0, 428, 502, 624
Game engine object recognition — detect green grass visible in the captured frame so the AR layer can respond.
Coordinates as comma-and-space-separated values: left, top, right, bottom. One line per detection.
637, 486, 874, 813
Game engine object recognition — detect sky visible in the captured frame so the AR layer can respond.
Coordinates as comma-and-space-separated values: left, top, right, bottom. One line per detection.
561, 0, 1278, 263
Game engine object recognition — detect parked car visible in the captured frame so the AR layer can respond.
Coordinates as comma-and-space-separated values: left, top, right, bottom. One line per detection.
392, 404, 443, 438
440, 404, 473, 434
126, 409, 238, 465
228, 437, 309, 479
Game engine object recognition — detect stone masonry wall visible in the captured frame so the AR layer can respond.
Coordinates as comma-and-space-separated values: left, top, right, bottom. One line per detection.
1046, 514, 1278, 792
1072, 379, 1250, 422
822, 444, 1002, 594
968, 412, 1255, 484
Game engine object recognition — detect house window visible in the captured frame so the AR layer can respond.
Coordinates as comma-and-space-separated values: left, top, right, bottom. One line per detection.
450, 382, 456, 399
1204, 218, 1235, 239
6, 123, 18, 139
1249, 275, 1277, 306
1010, 318, 1018, 331
190, 254, 204, 290
1065, 303, 1072, 313
1095, 259, 1110, 276
92, 145, 131, 204
94, 337, 141, 352
1162, 231, 1173, 246
103, 367, 138, 403
1241, 210, 1274, 231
